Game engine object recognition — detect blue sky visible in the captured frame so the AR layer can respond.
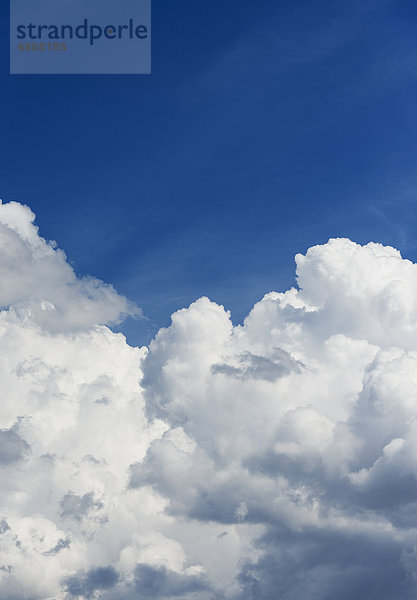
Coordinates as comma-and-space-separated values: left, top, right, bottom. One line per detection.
2, 0, 417, 344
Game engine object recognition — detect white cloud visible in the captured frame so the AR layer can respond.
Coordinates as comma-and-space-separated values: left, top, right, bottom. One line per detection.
1, 202, 417, 598
0, 200, 140, 332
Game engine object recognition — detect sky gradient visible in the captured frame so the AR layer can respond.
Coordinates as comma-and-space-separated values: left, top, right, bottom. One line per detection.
2, 0, 417, 343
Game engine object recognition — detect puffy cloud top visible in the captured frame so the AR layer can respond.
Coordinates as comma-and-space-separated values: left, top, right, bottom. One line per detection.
1, 202, 417, 599
0, 201, 139, 331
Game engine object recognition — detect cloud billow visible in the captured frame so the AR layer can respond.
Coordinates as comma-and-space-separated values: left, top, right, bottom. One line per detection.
1, 201, 417, 598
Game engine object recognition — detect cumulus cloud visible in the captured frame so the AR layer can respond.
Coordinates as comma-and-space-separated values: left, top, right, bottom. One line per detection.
0, 200, 140, 331
1, 201, 417, 598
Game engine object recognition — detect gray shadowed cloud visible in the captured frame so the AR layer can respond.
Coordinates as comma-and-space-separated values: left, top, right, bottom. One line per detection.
64, 566, 119, 598
60, 492, 103, 521
43, 536, 71, 556
0, 427, 30, 465
212, 348, 303, 381
0, 521, 10, 535
130, 563, 211, 599
237, 527, 415, 600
